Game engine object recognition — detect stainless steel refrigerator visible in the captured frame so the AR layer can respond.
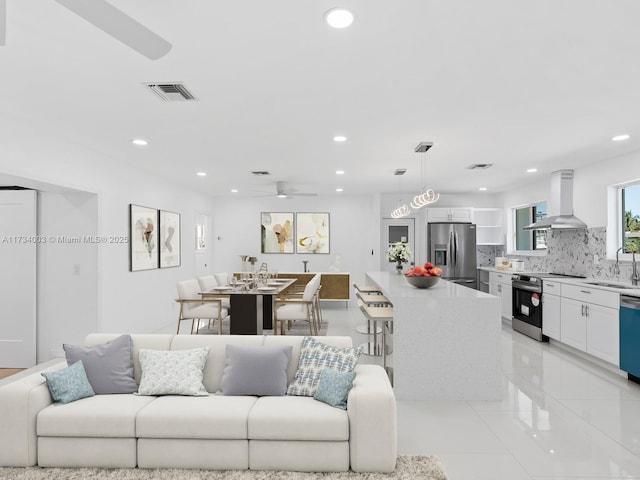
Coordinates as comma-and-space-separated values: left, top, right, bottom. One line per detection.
427, 222, 477, 287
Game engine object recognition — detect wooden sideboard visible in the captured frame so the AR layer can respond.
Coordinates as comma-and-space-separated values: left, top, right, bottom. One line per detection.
277, 272, 350, 302
236, 272, 350, 302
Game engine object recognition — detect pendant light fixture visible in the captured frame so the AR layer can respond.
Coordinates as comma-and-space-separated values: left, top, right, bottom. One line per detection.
410, 142, 439, 209
390, 166, 410, 218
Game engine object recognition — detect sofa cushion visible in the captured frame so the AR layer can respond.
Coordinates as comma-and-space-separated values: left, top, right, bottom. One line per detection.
248, 396, 349, 441
138, 347, 209, 396
313, 368, 356, 410
64, 334, 138, 394
37, 394, 156, 437
41, 360, 95, 405
136, 395, 257, 439
218, 345, 292, 396
170, 335, 265, 393
286, 337, 361, 396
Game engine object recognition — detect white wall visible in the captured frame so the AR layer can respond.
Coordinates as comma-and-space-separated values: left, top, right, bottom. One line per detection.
0, 144, 215, 360
209, 195, 378, 294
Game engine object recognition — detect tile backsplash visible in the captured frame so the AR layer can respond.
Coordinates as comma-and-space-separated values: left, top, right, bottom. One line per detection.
506, 227, 636, 281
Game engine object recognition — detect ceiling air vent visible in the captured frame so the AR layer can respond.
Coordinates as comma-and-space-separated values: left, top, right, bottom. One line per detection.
251, 171, 271, 176
394, 168, 407, 176
466, 163, 493, 170
145, 83, 196, 102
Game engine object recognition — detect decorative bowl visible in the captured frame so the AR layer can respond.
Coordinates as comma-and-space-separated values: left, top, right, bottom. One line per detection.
405, 275, 441, 289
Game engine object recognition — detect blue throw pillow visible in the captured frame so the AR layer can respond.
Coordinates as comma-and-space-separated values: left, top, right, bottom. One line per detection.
41, 360, 95, 405
313, 368, 356, 410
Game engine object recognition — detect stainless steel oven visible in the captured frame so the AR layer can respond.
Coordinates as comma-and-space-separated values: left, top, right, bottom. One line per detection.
512, 273, 586, 342
512, 274, 546, 342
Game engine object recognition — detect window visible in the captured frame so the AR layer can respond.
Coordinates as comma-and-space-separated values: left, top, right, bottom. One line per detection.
514, 203, 547, 251
622, 183, 640, 253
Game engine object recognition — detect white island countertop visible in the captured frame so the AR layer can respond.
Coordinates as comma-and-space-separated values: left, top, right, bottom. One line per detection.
365, 271, 502, 401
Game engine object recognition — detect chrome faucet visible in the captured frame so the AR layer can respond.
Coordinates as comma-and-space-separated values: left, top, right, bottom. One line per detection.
614, 247, 623, 280
633, 252, 640, 286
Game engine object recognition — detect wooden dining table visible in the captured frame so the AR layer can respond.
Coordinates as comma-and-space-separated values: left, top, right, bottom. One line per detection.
199, 278, 296, 334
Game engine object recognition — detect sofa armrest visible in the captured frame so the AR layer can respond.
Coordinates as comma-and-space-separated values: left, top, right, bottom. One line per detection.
0, 360, 65, 466
347, 364, 397, 473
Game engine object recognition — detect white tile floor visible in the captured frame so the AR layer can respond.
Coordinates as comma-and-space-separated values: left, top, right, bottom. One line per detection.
322, 304, 640, 480
164, 304, 640, 479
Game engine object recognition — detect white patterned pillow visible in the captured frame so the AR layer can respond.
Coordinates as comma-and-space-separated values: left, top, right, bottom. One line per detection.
137, 347, 210, 396
287, 337, 361, 396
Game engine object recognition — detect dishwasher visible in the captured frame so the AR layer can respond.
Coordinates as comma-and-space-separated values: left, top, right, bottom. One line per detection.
620, 295, 640, 384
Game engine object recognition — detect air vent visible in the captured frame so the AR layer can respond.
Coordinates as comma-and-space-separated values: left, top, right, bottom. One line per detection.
414, 142, 433, 153
467, 164, 493, 170
145, 83, 196, 102
251, 171, 271, 176
394, 168, 407, 176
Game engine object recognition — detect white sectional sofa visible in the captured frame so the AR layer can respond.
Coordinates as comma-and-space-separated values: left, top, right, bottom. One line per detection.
0, 334, 397, 472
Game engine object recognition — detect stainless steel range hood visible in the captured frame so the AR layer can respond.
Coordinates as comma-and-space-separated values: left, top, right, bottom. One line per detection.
524, 170, 587, 231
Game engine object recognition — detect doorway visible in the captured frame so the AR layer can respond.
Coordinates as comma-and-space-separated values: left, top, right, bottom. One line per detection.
381, 218, 415, 272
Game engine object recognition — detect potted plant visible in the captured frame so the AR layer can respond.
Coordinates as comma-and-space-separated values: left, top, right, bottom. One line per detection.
386, 242, 412, 274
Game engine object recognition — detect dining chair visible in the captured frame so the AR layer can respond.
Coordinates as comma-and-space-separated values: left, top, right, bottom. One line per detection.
273, 274, 321, 335
176, 279, 229, 334
197, 275, 231, 310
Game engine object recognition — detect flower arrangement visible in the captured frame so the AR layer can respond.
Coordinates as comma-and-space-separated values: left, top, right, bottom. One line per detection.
386, 242, 412, 264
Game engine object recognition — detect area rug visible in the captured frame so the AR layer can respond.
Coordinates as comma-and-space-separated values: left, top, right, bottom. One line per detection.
0, 455, 448, 480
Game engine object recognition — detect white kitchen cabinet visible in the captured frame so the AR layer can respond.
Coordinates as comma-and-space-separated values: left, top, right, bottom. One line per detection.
427, 207, 472, 223
560, 297, 587, 351
542, 284, 561, 340
489, 271, 513, 320
586, 303, 620, 366
472, 208, 505, 245
559, 284, 620, 365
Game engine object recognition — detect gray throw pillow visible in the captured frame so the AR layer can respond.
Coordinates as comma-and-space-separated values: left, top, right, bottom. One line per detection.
64, 334, 138, 394
218, 344, 293, 396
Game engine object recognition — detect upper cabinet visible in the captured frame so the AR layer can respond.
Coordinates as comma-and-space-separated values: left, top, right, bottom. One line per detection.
472, 208, 504, 245
426, 207, 472, 223
426, 207, 504, 245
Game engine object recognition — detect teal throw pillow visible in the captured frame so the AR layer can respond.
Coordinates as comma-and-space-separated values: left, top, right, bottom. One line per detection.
313, 368, 356, 409
41, 360, 95, 405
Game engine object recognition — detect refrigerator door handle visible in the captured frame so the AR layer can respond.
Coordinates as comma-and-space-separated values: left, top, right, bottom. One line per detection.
449, 230, 455, 272
454, 231, 459, 273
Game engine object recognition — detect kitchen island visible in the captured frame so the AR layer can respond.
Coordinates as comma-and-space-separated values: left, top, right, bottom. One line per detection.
365, 271, 501, 401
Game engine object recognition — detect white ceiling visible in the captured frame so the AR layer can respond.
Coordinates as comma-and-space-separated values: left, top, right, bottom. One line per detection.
2, 0, 640, 198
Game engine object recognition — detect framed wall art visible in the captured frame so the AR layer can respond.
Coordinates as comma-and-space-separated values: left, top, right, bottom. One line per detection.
129, 204, 159, 271
296, 212, 330, 254
261, 212, 294, 253
159, 210, 181, 268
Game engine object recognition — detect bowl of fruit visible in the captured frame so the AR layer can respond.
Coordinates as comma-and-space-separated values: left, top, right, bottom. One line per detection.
405, 262, 442, 288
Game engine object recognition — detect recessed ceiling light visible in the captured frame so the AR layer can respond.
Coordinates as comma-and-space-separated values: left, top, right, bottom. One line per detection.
333, 135, 347, 142
277, 193, 287, 199
336, 188, 344, 192
526, 168, 538, 173
196, 172, 207, 177
132, 139, 148, 146
336, 170, 345, 175
325, 8, 354, 29
479, 187, 488, 191
231, 189, 238, 193
612, 134, 631, 142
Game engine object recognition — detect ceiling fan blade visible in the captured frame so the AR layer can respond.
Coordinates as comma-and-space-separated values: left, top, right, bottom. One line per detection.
55, 0, 172, 60
0, 0, 6, 46
290, 193, 317, 197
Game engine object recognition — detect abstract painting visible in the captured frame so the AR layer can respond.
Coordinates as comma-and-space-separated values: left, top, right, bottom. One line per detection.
261, 212, 294, 253
159, 210, 181, 268
296, 213, 330, 254
130, 204, 159, 271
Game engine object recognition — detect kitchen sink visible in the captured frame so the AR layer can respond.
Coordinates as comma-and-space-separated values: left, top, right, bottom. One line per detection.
583, 281, 640, 290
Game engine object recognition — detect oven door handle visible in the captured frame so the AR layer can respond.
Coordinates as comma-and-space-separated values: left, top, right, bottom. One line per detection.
512, 283, 542, 293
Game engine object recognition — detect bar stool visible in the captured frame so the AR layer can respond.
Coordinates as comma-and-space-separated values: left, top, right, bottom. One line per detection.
353, 284, 384, 336
357, 292, 392, 357
360, 304, 394, 379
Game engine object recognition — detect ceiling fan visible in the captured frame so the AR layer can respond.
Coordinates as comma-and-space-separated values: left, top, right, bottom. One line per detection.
0, 0, 172, 60
255, 181, 318, 199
